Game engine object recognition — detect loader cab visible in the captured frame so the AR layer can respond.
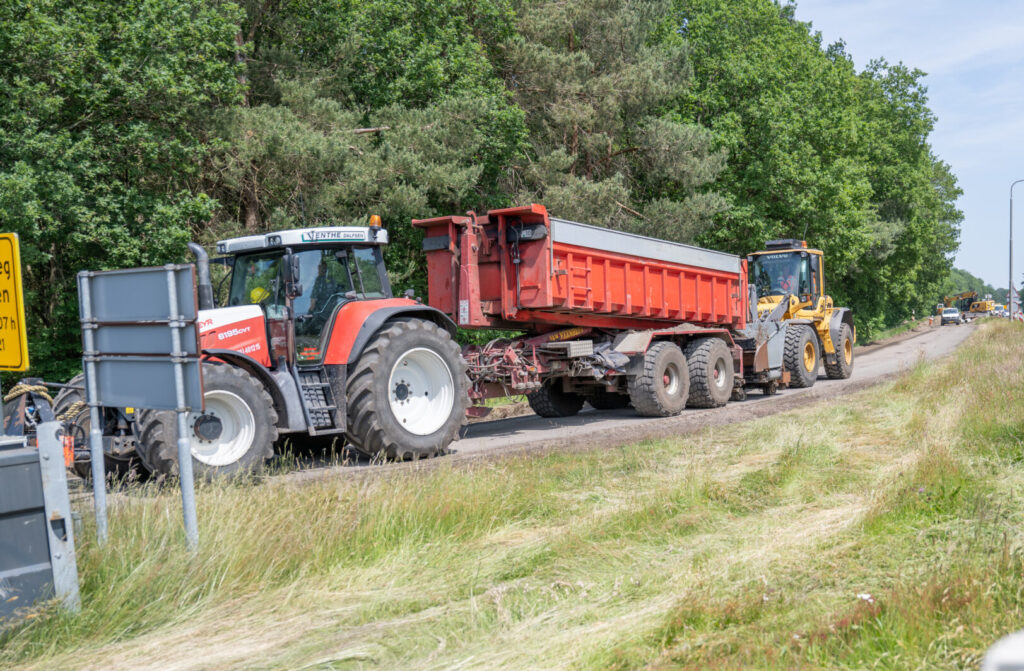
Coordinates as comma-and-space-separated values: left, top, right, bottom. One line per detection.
748, 240, 823, 308
218, 225, 392, 365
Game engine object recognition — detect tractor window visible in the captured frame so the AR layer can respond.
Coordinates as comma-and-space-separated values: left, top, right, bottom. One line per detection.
751, 252, 811, 297
229, 253, 285, 317
292, 246, 388, 363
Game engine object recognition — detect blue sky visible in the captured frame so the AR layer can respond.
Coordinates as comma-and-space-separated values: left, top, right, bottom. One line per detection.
791, 0, 1024, 291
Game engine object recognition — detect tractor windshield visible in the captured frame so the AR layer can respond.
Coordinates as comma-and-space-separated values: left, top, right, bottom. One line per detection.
229, 246, 390, 363
751, 252, 811, 298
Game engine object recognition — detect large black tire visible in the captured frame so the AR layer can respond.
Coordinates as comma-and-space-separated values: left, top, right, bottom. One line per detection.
346, 319, 469, 460
135, 363, 278, 478
528, 384, 586, 417
53, 374, 139, 479
683, 337, 734, 408
628, 341, 689, 417
824, 323, 854, 380
586, 391, 631, 410
784, 325, 819, 388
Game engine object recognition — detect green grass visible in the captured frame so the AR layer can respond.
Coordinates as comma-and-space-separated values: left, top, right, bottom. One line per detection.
860, 318, 922, 345
3, 321, 1024, 670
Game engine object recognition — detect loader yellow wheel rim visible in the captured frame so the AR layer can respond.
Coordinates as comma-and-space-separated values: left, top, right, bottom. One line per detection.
843, 337, 853, 365
803, 341, 816, 371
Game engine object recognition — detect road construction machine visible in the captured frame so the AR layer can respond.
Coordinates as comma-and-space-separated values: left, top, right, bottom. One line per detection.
746, 239, 856, 388
59, 220, 468, 478
969, 298, 995, 314
944, 291, 977, 313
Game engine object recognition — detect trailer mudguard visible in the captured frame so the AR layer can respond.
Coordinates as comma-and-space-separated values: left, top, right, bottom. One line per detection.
322, 298, 458, 366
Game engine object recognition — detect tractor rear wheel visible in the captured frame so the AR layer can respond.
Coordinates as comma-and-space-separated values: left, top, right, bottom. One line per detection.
824, 323, 854, 380
346, 319, 468, 461
586, 391, 631, 410
53, 374, 140, 479
784, 325, 819, 388
628, 341, 689, 417
684, 337, 734, 408
528, 384, 586, 417
135, 363, 277, 478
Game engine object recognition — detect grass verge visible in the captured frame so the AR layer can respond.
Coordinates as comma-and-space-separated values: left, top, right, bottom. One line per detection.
2, 321, 1023, 670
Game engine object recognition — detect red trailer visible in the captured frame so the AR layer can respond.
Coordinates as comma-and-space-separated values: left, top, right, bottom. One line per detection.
414, 204, 784, 418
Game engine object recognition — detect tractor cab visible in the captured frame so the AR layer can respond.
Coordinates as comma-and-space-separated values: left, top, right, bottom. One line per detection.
747, 239, 826, 318
215, 224, 391, 366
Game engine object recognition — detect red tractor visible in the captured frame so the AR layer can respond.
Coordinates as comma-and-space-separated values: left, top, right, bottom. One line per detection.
58, 221, 468, 477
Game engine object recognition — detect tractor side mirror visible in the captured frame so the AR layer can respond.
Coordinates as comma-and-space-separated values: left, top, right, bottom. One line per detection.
282, 252, 303, 298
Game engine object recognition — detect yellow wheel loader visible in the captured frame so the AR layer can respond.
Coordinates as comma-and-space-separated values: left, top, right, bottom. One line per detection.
747, 239, 855, 388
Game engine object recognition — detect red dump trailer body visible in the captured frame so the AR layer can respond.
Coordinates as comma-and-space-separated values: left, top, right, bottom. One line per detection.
414, 203, 748, 333
413, 204, 778, 418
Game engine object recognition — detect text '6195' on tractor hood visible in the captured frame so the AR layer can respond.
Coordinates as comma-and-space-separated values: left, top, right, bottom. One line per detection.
197, 305, 271, 367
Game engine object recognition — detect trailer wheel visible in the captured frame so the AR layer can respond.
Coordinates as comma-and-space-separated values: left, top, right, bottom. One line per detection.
628, 341, 689, 417
586, 391, 631, 410
784, 325, 819, 388
346, 319, 468, 461
823, 323, 854, 380
53, 374, 140, 479
683, 337, 734, 408
527, 383, 586, 417
135, 363, 277, 478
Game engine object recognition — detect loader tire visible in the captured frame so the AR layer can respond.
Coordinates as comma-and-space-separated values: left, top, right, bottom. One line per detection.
135, 363, 277, 478
683, 337, 734, 409
784, 325, 819, 388
628, 341, 689, 417
527, 384, 586, 417
346, 319, 468, 461
53, 374, 139, 479
586, 391, 631, 410
824, 323, 854, 380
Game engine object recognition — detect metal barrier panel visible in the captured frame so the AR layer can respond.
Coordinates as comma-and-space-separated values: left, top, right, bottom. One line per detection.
0, 428, 80, 622
0, 437, 51, 621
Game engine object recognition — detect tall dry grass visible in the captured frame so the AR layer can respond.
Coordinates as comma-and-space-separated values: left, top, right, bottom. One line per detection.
2, 320, 1023, 670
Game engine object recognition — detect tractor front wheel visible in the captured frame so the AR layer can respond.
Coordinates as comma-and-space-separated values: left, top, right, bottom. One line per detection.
135, 363, 278, 478
346, 319, 469, 461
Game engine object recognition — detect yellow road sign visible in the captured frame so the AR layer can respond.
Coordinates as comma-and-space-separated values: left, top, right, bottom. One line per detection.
0, 233, 29, 371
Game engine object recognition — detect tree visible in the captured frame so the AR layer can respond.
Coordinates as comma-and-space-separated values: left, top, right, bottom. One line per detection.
0, 0, 244, 379
501, 0, 727, 239
672, 0, 961, 335
202, 0, 528, 296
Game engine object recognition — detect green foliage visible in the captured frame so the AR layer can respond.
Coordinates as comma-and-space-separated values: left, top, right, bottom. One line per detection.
942, 267, 1008, 304
0, 0, 243, 379
0, 0, 965, 372
502, 0, 728, 238
674, 0, 962, 337
204, 0, 528, 298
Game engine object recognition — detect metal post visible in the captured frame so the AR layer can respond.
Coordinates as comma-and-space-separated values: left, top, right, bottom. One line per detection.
1011, 180, 1024, 319
166, 266, 199, 551
78, 273, 108, 544
37, 421, 81, 612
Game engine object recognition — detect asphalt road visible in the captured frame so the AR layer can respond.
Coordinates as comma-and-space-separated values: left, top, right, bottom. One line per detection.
443, 321, 976, 459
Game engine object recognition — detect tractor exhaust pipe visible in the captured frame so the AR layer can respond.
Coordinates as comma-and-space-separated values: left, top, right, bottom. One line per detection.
188, 242, 215, 310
